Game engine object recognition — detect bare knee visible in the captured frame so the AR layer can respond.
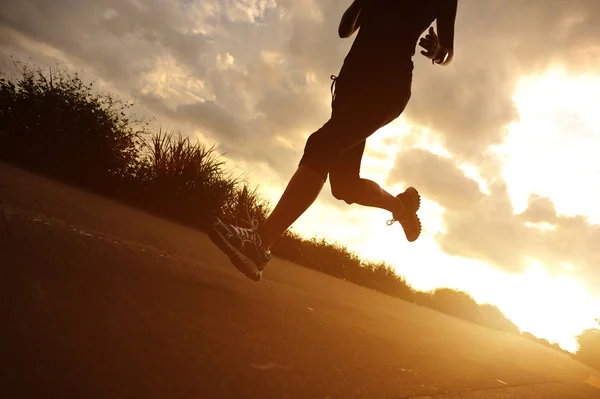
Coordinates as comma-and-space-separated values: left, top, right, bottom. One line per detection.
330, 177, 359, 204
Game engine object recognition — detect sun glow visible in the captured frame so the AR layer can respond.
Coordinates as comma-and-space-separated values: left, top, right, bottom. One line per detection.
496, 66, 600, 222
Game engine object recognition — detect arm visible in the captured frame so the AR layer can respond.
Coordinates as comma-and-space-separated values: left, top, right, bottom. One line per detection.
434, 0, 457, 65
338, 0, 369, 38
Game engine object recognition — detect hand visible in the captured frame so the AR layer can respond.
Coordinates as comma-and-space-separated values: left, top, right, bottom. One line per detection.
419, 27, 440, 59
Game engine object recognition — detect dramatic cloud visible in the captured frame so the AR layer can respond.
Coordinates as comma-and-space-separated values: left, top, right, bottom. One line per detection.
521, 195, 558, 224
389, 148, 484, 211
391, 147, 600, 292
0, 0, 212, 86
406, 0, 600, 164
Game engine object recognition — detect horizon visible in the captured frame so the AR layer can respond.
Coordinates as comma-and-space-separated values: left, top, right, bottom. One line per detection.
1, 0, 599, 352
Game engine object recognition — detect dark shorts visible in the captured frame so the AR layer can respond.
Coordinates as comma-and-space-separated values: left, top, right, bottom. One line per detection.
299, 64, 413, 181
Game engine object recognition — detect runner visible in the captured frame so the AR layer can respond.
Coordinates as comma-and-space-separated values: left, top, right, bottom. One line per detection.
209, 0, 458, 281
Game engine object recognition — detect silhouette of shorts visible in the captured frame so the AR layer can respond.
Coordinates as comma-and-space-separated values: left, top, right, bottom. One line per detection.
299, 67, 412, 181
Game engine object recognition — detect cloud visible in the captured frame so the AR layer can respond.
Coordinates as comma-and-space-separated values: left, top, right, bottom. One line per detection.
441, 184, 600, 285
389, 148, 484, 211
405, 0, 600, 163
521, 194, 558, 224
175, 101, 245, 141
387, 146, 600, 293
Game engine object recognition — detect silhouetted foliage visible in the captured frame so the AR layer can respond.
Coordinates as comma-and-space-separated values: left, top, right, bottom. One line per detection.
478, 303, 520, 335
272, 232, 415, 300
426, 288, 484, 324
520, 331, 565, 351
0, 59, 540, 342
135, 129, 243, 228
575, 319, 600, 370
521, 331, 537, 341
536, 337, 551, 346
414, 289, 520, 334
0, 60, 143, 192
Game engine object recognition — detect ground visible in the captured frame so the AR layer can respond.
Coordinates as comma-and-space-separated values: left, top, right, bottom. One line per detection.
1, 162, 599, 399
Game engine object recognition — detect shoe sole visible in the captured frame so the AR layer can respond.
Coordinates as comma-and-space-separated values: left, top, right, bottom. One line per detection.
401, 214, 421, 243
208, 223, 262, 282
399, 187, 421, 243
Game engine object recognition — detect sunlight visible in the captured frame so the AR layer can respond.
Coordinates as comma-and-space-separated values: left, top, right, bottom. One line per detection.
140, 55, 208, 104
495, 66, 600, 223
351, 214, 598, 352
524, 221, 557, 232
459, 163, 491, 195
468, 261, 599, 352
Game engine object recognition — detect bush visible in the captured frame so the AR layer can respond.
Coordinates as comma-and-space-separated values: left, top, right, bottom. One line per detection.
575, 319, 600, 370
424, 288, 484, 324
478, 303, 520, 334
271, 233, 415, 301
135, 129, 241, 228
0, 60, 143, 191
414, 289, 520, 334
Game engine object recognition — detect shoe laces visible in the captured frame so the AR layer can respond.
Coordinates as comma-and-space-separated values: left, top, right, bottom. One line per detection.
232, 207, 263, 248
387, 197, 409, 226
231, 223, 262, 247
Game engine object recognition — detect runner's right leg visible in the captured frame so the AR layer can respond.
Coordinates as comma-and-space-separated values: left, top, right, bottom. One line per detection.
257, 165, 325, 250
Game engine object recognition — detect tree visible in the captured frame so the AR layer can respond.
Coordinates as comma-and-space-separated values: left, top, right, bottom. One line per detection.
575, 318, 600, 370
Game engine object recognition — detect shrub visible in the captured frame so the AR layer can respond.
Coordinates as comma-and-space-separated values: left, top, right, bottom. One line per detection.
0, 60, 144, 191
425, 288, 484, 325
135, 129, 239, 228
575, 320, 600, 370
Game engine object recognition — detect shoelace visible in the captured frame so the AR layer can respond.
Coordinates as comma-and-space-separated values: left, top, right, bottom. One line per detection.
232, 207, 263, 248
386, 200, 405, 226
232, 225, 262, 247
386, 218, 398, 226
330, 75, 338, 106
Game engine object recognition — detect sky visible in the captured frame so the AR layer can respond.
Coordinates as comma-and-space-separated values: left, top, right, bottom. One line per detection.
1, 0, 599, 352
